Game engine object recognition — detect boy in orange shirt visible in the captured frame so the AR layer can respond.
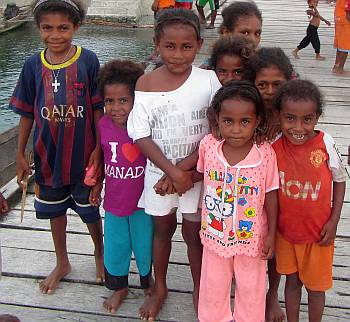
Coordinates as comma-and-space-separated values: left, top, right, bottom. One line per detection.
273, 80, 347, 322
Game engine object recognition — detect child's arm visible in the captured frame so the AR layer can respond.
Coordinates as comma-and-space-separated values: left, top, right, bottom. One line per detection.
346, 0, 350, 21
319, 13, 331, 26
151, 0, 159, 11
16, 116, 34, 188
136, 137, 194, 195
86, 109, 104, 181
0, 192, 9, 214
262, 190, 278, 259
318, 181, 346, 246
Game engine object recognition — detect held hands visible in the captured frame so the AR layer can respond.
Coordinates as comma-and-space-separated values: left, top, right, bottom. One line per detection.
86, 147, 102, 185
89, 181, 103, 207
153, 175, 176, 196
16, 153, 32, 188
154, 168, 194, 196
262, 234, 275, 260
318, 218, 338, 246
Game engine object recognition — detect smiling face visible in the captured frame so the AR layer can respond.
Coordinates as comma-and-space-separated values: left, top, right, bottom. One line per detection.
218, 98, 260, 149
278, 98, 319, 145
223, 15, 262, 49
254, 66, 287, 110
104, 83, 134, 128
215, 54, 244, 85
156, 24, 202, 75
39, 12, 78, 60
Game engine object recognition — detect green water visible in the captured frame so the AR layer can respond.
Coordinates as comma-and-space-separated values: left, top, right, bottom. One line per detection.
0, 22, 154, 133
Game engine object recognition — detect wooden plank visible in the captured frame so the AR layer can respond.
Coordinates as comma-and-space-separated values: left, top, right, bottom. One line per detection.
0, 304, 137, 322
0, 276, 197, 322
1, 247, 194, 293
1, 227, 349, 281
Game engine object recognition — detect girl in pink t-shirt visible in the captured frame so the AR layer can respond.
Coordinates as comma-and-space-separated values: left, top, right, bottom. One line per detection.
194, 81, 279, 322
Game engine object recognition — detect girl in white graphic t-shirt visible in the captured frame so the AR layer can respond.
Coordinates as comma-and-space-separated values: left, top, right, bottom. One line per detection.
127, 8, 221, 322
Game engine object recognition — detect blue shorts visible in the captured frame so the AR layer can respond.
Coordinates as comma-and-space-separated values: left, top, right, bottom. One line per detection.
34, 183, 100, 224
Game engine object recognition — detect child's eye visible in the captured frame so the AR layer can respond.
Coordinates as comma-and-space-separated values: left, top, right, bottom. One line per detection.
184, 45, 193, 49
223, 119, 232, 125
235, 69, 242, 75
217, 69, 227, 76
304, 117, 312, 123
255, 31, 262, 37
104, 98, 113, 105
286, 115, 294, 121
241, 119, 250, 126
119, 98, 128, 104
256, 83, 266, 89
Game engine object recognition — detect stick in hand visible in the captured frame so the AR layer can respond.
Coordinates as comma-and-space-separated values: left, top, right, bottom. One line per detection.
20, 151, 33, 223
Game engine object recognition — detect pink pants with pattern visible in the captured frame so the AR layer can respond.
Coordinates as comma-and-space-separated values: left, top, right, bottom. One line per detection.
198, 247, 266, 322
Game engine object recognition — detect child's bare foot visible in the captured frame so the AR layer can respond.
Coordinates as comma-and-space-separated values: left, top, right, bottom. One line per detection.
292, 49, 300, 59
0, 314, 20, 322
39, 262, 71, 294
94, 250, 105, 283
139, 288, 167, 321
332, 66, 350, 76
103, 288, 128, 314
265, 292, 285, 322
205, 24, 215, 29
316, 54, 326, 61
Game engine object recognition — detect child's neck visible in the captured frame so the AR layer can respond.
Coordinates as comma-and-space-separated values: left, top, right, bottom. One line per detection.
155, 64, 192, 92
46, 45, 76, 65
222, 141, 253, 166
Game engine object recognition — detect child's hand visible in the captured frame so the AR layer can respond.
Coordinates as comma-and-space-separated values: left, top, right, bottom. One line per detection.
325, 20, 331, 26
262, 235, 275, 260
154, 175, 176, 195
86, 148, 102, 183
0, 193, 9, 214
89, 182, 103, 207
151, 0, 159, 11
171, 169, 194, 196
16, 153, 32, 188
318, 218, 338, 246
265, 123, 281, 142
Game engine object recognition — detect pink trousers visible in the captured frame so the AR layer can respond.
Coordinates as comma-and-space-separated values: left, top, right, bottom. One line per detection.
198, 247, 267, 322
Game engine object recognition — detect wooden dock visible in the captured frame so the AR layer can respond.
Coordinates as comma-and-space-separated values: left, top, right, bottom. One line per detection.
1, 0, 349, 321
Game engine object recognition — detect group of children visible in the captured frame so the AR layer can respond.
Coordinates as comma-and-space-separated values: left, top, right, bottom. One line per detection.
1, 0, 348, 322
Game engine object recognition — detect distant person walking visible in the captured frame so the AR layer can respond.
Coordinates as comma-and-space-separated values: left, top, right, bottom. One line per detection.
332, 0, 350, 75
292, 0, 331, 60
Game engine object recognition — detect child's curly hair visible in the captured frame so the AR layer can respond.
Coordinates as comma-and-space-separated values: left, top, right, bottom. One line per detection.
208, 80, 266, 140
209, 36, 255, 70
220, 1, 262, 34
154, 8, 201, 42
274, 79, 323, 116
244, 47, 294, 82
97, 59, 144, 98
32, 0, 86, 26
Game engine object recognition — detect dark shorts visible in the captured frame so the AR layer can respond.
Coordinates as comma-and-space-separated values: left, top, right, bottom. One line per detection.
34, 183, 100, 224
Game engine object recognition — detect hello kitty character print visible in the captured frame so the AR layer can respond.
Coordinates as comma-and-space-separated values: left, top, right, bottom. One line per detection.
197, 134, 279, 258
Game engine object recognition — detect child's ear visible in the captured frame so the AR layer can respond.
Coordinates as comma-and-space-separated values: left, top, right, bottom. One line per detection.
198, 38, 203, 49
153, 36, 160, 52
220, 26, 230, 35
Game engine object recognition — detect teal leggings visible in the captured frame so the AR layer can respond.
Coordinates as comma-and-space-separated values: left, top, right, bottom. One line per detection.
104, 210, 153, 290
